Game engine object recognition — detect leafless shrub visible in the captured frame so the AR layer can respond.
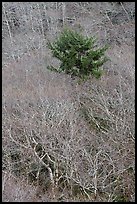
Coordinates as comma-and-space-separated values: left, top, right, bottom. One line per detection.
2, 2, 135, 202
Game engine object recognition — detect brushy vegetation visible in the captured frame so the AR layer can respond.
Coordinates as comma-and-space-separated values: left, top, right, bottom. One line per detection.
2, 2, 135, 202
47, 28, 108, 80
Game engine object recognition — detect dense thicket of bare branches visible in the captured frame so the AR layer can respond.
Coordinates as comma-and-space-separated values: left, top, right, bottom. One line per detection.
2, 2, 135, 202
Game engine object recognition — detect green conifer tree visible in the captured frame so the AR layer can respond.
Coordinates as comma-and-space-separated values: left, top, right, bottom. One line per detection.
47, 28, 109, 80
